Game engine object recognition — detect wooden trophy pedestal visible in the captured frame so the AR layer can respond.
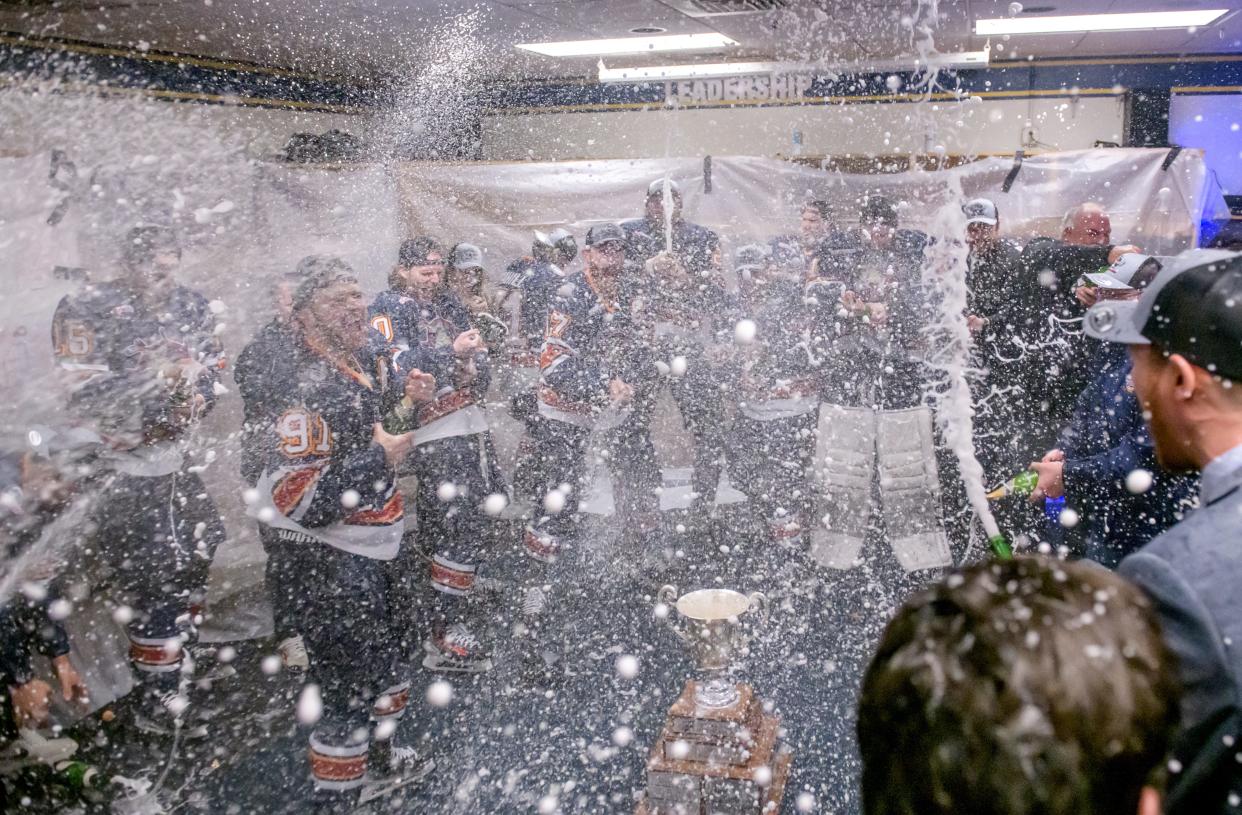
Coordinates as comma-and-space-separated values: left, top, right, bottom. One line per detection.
637, 681, 792, 815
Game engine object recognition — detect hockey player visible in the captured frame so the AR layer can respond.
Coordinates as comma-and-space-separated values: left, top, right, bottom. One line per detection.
524, 223, 661, 650
810, 197, 953, 578
369, 239, 505, 674
51, 225, 229, 735
234, 263, 316, 670
725, 243, 822, 558
500, 229, 577, 503
622, 179, 730, 514
249, 257, 437, 805
621, 179, 720, 280
1, 449, 90, 757
446, 242, 508, 355
501, 229, 578, 355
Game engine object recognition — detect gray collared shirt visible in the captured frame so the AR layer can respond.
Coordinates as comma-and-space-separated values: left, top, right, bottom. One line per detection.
1200, 440, 1242, 506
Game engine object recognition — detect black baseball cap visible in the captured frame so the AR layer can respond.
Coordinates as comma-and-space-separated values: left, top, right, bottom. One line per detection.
398, 237, 444, 267
585, 223, 626, 247
861, 196, 898, 226
1085, 249, 1242, 380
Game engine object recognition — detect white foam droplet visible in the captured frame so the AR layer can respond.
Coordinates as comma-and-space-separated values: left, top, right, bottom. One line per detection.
112, 605, 134, 625
437, 482, 458, 502
242, 488, 260, 506
21, 582, 47, 602
616, 654, 639, 679
217, 645, 236, 663
1059, 508, 1080, 529
483, 493, 508, 516
257, 507, 275, 524
734, 319, 757, 344
297, 684, 323, 725
1125, 469, 1153, 495
374, 718, 397, 741
669, 356, 687, 378
47, 598, 72, 620
260, 655, 282, 675
341, 489, 360, 509
165, 695, 190, 716
796, 791, 816, 811
669, 740, 690, 760
753, 765, 773, 786
427, 680, 454, 708
612, 726, 633, 747
537, 795, 558, 814
543, 488, 566, 514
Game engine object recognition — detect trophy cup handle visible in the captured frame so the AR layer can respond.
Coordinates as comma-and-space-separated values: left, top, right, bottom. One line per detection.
656, 585, 688, 641
747, 591, 769, 624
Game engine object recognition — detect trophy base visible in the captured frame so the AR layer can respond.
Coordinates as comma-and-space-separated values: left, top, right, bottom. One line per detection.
639, 681, 793, 815
637, 746, 791, 815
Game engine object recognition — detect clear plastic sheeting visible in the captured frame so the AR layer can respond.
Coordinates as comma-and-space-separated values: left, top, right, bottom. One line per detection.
397, 148, 1217, 268
0, 147, 1222, 644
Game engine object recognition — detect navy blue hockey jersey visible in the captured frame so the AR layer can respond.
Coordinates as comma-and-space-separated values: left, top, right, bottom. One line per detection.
537, 270, 656, 431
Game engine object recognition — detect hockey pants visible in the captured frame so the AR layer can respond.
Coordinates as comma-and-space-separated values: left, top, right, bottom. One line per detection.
809, 404, 952, 573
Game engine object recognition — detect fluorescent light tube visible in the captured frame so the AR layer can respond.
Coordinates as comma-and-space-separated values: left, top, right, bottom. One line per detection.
975, 9, 1228, 36
516, 32, 736, 58
597, 51, 990, 83
598, 61, 779, 82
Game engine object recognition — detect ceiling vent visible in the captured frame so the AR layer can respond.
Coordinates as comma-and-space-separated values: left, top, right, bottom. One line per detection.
662, 0, 790, 17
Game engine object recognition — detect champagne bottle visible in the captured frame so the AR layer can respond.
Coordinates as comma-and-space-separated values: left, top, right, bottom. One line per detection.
53, 759, 109, 792
986, 469, 1039, 500
382, 396, 416, 434
987, 534, 1014, 560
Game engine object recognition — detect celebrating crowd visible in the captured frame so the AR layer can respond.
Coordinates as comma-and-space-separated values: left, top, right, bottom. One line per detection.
3, 177, 1242, 814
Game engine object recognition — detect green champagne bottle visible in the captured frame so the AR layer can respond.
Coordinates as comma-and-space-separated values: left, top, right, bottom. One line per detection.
382, 396, 416, 434
53, 759, 109, 791
987, 534, 1014, 560
986, 469, 1039, 501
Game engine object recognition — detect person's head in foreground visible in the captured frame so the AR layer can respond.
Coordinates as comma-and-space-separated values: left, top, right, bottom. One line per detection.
1084, 250, 1242, 472
859, 555, 1179, 815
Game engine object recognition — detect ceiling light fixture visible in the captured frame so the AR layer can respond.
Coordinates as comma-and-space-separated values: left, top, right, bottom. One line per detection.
516, 32, 736, 58
598, 60, 780, 82
975, 9, 1228, 36
597, 51, 990, 83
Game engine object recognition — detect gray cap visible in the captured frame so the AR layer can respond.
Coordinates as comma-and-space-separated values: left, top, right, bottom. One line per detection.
1083, 253, 1161, 291
585, 222, 626, 247
735, 243, 770, 276
450, 242, 484, 270
290, 255, 357, 312
647, 178, 682, 198
963, 198, 998, 226
1084, 249, 1241, 357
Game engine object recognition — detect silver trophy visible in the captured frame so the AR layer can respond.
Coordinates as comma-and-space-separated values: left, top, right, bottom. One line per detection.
656, 585, 768, 709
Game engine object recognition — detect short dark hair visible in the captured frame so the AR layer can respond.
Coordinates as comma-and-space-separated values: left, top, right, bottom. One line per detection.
859, 556, 1179, 815
291, 255, 357, 313
122, 225, 179, 270
802, 200, 832, 221
860, 196, 898, 226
